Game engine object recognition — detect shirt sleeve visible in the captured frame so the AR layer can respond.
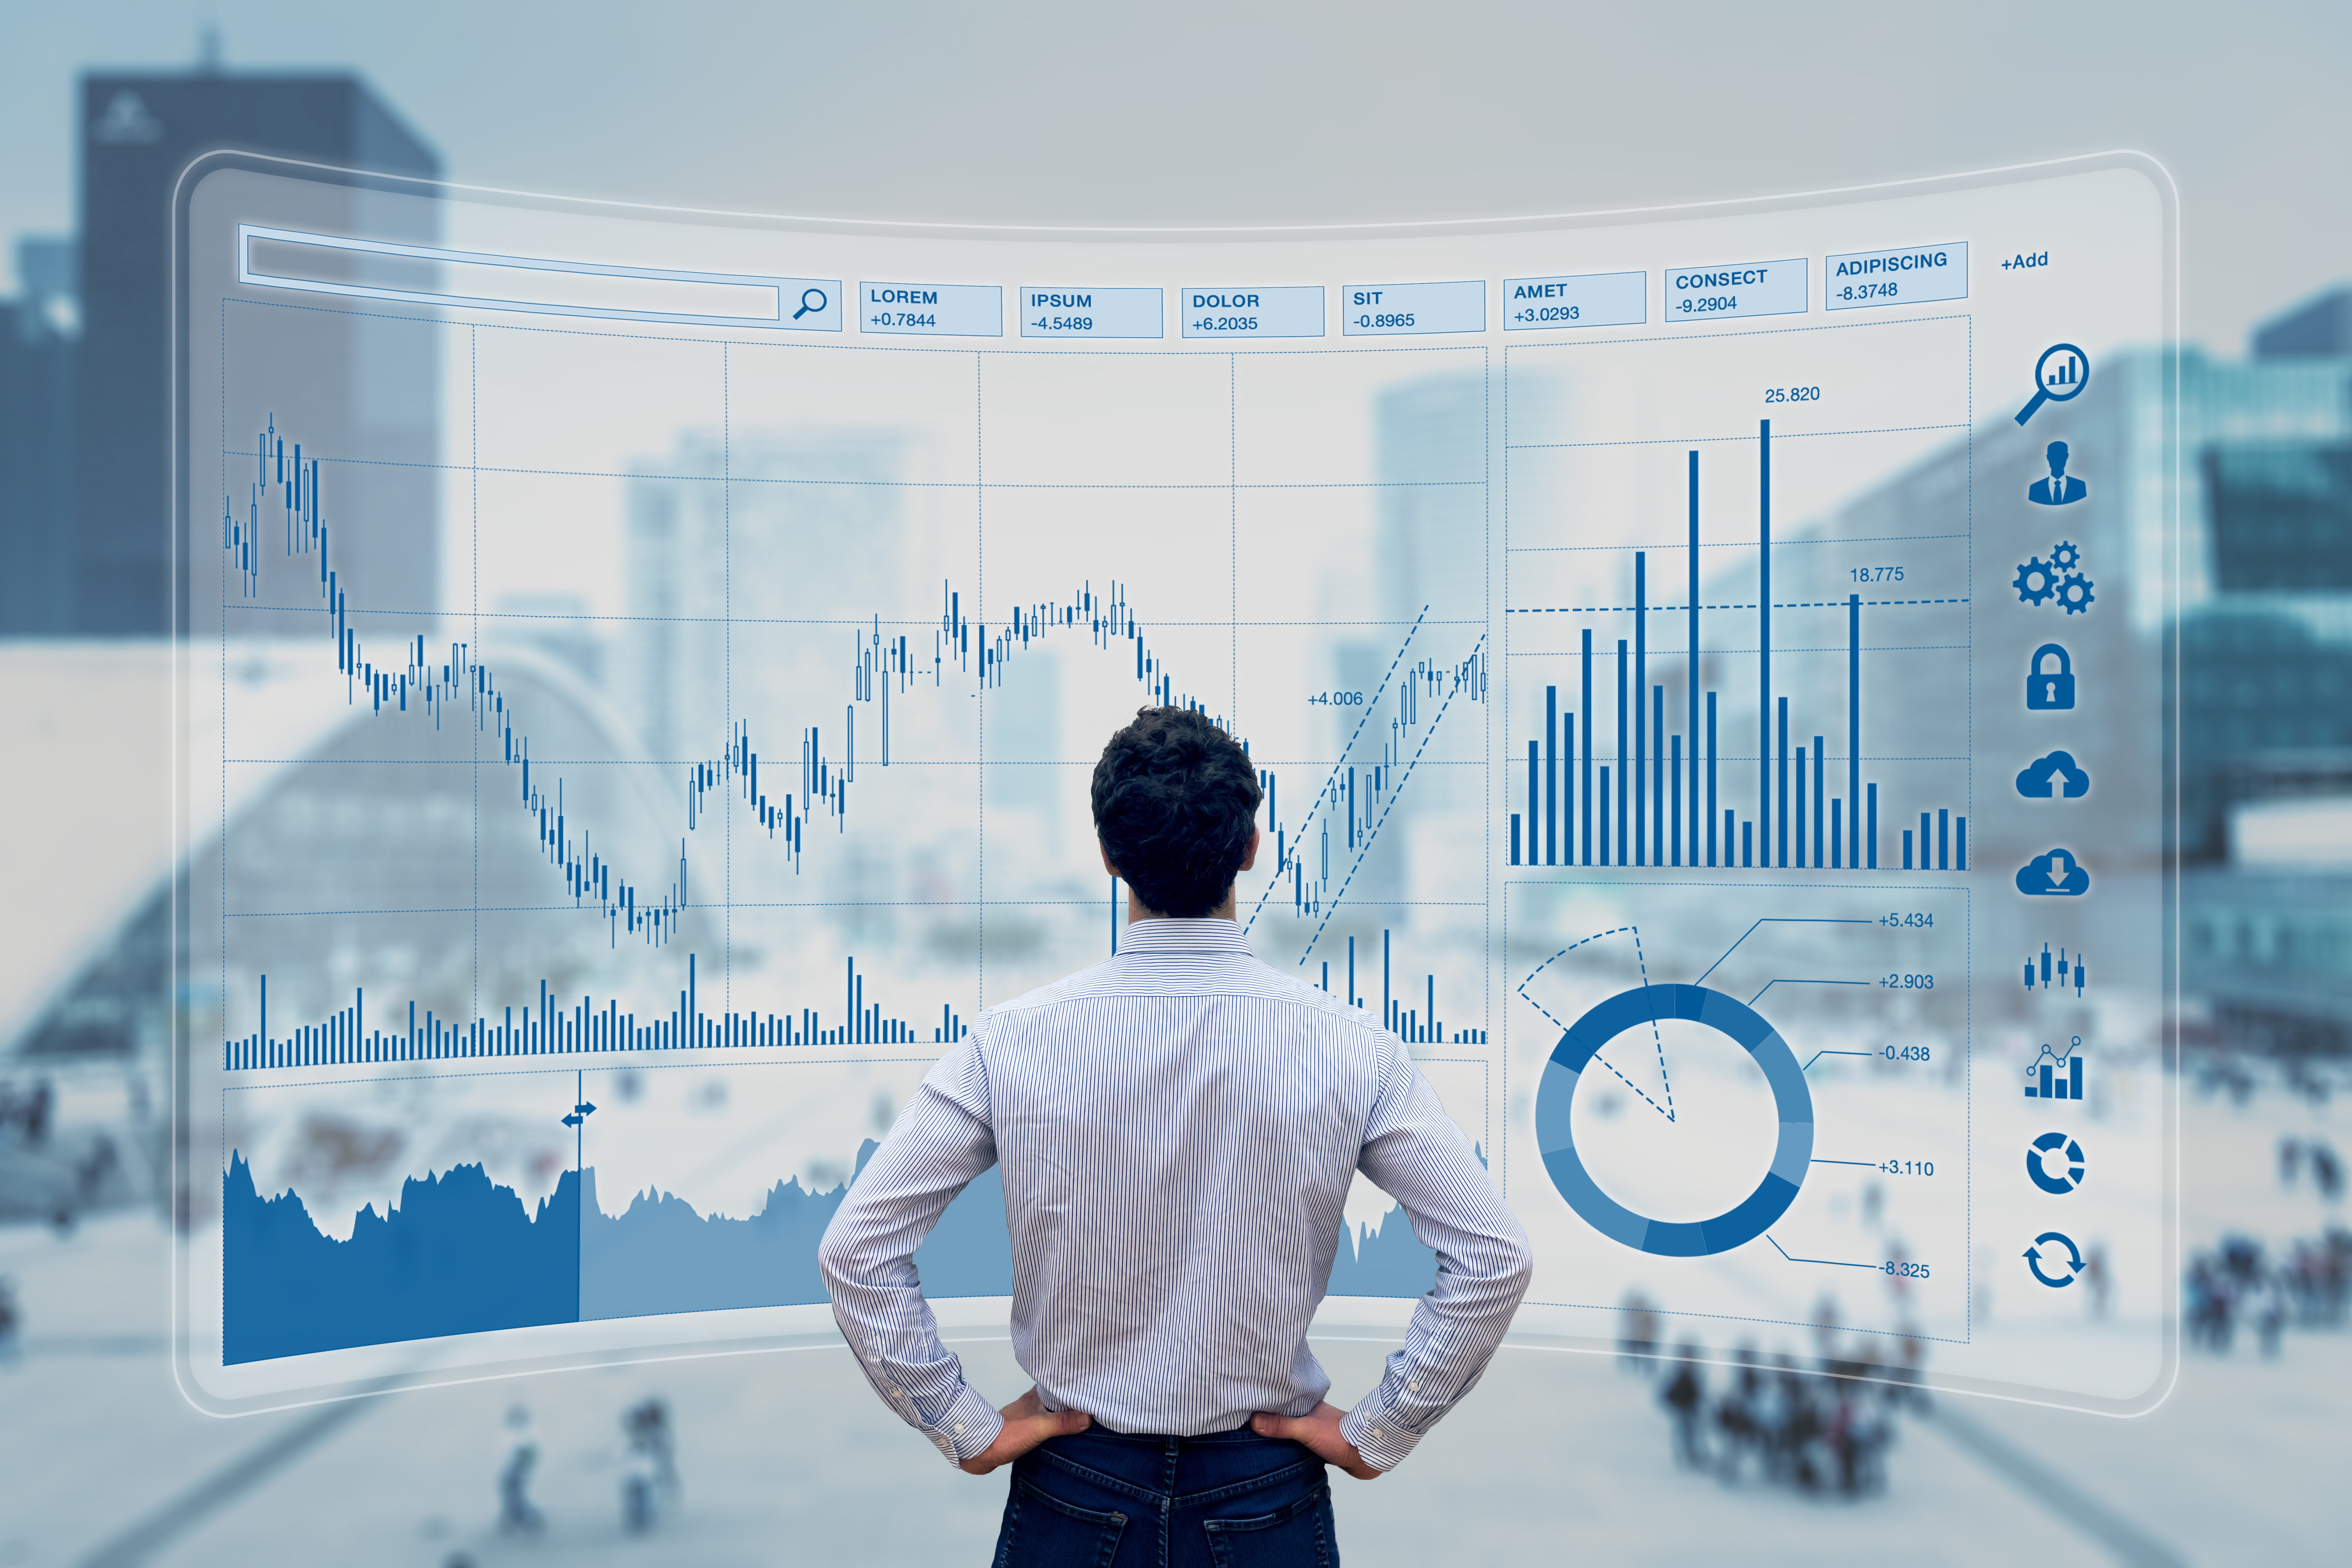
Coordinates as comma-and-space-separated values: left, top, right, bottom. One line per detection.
1338, 1035, 1535, 1471
816, 1035, 1008, 1465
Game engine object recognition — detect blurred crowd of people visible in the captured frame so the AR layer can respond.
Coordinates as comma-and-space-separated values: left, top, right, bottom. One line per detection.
1655, 1345, 1916, 1498
0, 1075, 128, 1232
2278, 1135, 2344, 1202
450, 1393, 680, 1560
2186, 1227, 2352, 1356
1623, 1295, 1923, 1501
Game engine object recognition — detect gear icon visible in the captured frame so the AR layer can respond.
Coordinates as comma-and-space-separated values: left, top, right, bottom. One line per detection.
2014, 556, 2056, 606
2057, 572, 2095, 613
2050, 540, 2081, 572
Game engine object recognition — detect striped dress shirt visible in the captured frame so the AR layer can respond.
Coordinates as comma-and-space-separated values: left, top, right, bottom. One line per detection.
817, 916, 1533, 1471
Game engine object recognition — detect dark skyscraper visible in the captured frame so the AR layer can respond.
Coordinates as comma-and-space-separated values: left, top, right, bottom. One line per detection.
0, 238, 78, 635
74, 71, 439, 634
2253, 286, 2352, 360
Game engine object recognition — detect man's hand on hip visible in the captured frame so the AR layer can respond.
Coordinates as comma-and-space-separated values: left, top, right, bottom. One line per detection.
1250, 1402, 1381, 1479
958, 1388, 1092, 1476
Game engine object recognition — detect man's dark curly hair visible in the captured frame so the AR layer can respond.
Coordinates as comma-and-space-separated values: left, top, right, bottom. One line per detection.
1091, 706, 1263, 918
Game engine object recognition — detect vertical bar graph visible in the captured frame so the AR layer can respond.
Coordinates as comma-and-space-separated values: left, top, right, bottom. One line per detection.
1582, 630, 1594, 866
1545, 685, 1558, 865
1633, 553, 1646, 866
1504, 419, 1969, 877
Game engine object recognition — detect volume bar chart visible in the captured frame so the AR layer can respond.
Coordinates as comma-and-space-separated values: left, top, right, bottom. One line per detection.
1506, 418, 1967, 876
223, 953, 968, 1071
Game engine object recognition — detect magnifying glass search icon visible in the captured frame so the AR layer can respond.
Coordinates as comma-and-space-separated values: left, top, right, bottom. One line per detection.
2015, 343, 2089, 425
792, 287, 827, 321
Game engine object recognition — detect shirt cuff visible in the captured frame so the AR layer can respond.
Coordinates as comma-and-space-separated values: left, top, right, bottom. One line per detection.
923, 1382, 1006, 1465
1340, 1397, 1423, 1472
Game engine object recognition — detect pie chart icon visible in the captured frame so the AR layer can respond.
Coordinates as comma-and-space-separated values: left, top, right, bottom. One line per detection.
1535, 982, 1813, 1257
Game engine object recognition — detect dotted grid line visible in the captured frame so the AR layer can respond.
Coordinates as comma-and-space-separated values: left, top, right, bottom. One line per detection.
1514, 926, 1675, 1121
217, 301, 229, 1259
1509, 532, 1969, 554
1500, 343, 1512, 1195
1504, 422, 1967, 453
1505, 649, 1966, 658
974, 351, 985, 1012
470, 326, 480, 1019
1510, 597, 1969, 613
1504, 646, 1964, 659
1230, 354, 1237, 721
1295, 632, 1486, 967
1241, 607, 1430, 936
213, 601, 1469, 631
212, 448, 1483, 492
220, 756, 1490, 768
723, 342, 732, 1014
1484, 341, 1499, 1192
227, 897, 1490, 919
224, 1057, 946, 1093
1506, 311, 1974, 357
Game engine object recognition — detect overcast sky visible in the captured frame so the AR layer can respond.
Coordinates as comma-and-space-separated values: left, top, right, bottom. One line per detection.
3, 0, 2347, 353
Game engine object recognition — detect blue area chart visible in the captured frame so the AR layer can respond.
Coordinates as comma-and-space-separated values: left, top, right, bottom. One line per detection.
1535, 983, 1813, 1257
222, 1141, 1014, 1364
209, 406, 1487, 1360
1325, 1208, 1443, 1297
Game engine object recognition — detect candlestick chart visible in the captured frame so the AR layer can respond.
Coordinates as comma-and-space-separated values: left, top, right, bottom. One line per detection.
191, 306, 1494, 1370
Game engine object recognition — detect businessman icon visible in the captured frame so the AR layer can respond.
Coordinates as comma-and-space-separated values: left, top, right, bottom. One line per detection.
2029, 441, 2087, 506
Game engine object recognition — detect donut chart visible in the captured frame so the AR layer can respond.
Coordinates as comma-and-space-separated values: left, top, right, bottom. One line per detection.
1535, 982, 1814, 1258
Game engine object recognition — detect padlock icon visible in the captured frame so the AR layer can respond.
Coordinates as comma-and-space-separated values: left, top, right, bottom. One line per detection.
2026, 644, 2075, 710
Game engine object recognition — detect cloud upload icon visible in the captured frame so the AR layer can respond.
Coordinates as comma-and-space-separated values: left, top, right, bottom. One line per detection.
2015, 749, 2091, 799
2016, 848, 2090, 896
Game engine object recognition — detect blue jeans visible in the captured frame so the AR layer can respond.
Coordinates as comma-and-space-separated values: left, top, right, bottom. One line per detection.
993, 1423, 1338, 1567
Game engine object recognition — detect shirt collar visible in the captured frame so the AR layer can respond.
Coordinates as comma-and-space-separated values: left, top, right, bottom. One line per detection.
1116, 917, 1253, 955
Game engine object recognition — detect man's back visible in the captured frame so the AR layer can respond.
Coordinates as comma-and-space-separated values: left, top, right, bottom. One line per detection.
819, 704, 1531, 1563
820, 915, 1529, 1469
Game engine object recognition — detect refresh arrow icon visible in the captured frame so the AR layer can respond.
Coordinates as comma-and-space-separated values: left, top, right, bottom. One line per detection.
2024, 1230, 2084, 1288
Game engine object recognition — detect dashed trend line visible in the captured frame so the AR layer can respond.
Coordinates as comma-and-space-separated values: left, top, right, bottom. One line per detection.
1243, 607, 1428, 936
1516, 924, 1675, 1122
1507, 596, 1970, 612
1294, 631, 1484, 964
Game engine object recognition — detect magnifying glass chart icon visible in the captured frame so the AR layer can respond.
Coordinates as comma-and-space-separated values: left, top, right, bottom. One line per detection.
792, 287, 827, 321
2015, 342, 2089, 425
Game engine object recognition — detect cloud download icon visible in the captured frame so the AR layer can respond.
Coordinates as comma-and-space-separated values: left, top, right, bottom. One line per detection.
2016, 848, 2090, 896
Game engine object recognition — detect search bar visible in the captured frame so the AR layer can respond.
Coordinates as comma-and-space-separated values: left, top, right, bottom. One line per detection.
237, 225, 841, 332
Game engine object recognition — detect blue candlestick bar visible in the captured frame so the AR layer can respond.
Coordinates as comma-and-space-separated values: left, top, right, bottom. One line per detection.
1251, 630, 1488, 923
2024, 944, 2088, 995
222, 414, 1228, 954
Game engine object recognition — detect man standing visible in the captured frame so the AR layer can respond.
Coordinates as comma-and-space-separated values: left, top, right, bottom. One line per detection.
820, 706, 1533, 1564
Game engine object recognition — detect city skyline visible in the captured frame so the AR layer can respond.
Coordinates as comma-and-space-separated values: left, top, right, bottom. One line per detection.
0, 1, 2347, 356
